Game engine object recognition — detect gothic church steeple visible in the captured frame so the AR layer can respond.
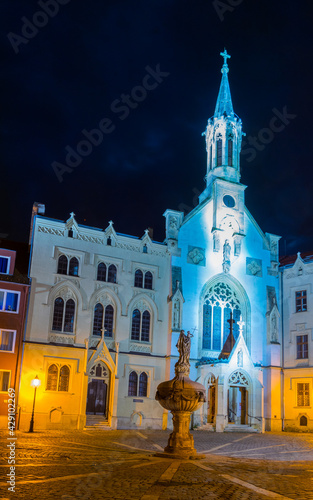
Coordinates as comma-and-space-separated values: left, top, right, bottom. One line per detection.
203, 50, 244, 189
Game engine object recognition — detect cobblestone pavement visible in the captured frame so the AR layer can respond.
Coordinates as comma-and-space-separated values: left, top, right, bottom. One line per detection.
0, 430, 313, 500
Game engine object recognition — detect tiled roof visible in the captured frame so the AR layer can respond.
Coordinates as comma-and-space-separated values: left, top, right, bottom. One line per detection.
280, 251, 313, 267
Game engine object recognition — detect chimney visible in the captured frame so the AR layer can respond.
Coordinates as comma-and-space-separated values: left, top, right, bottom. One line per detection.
29, 202, 45, 245
148, 227, 154, 240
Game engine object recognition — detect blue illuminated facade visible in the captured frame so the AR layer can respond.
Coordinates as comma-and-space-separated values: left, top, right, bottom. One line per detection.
164, 51, 281, 432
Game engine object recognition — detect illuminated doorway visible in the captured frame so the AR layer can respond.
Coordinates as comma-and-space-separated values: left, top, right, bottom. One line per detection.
86, 362, 110, 418
227, 370, 249, 425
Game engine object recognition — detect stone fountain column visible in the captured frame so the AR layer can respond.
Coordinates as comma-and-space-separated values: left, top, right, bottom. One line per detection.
155, 330, 206, 459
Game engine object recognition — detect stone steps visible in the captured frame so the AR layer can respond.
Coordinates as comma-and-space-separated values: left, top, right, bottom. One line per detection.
84, 415, 111, 430
224, 424, 259, 433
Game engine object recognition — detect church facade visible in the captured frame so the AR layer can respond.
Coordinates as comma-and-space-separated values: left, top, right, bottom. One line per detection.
17, 52, 312, 432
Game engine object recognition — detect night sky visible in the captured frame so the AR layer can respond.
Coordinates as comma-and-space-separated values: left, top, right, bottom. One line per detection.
1, 1, 313, 255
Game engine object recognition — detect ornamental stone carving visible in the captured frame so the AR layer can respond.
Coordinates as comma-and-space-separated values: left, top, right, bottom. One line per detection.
187, 246, 205, 266
228, 370, 249, 386
38, 226, 64, 236
49, 334, 75, 344
129, 343, 151, 353
246, 258, 262, 277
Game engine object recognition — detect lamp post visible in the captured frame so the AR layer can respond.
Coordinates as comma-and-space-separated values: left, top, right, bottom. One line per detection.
29, 375, 41, 433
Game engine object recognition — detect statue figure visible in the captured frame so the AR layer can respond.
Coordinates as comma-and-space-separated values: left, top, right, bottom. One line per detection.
176, 330, 193, 367
223, 239, 231, 273
173, 301, 180, 329
271, 315, 278, 342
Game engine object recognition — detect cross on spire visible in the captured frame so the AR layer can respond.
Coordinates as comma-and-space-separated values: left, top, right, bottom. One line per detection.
220, 48, 231, 66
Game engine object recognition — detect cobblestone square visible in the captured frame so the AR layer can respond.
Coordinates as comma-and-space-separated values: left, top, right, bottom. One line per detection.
1, 430, 313, 499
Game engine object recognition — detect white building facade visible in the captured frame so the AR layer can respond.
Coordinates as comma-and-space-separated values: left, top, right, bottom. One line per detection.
165, 50, 282, 432
280, 253, 313, 432
19, 215, 171, 430
18, 51, 312, 432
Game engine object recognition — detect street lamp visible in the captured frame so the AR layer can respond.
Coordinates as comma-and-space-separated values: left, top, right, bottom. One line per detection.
29, 375, 41, 433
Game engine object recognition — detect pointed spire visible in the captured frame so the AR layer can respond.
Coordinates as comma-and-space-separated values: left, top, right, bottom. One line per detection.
214, 49, 234, 118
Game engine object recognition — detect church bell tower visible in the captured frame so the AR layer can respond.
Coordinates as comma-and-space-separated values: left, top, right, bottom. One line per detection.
202, 50, 244, 192
199, 50, 246, 263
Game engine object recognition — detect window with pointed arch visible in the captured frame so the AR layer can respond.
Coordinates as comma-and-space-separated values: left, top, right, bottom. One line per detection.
52, 297, 75, 333
57, 255, 79, 276
134, 269, 143, 288
216, 136, 222, 166
134, 269, 153, 289
128, 370, 148, 397
92, 303, 114, 337
202, 282, 242, 351
97, 263, 107, 281
131, 309, 151, 342
96, 263, 117, 283
107, 264, 117, 283
228, 137, 233, 166
46, 363, 70, 392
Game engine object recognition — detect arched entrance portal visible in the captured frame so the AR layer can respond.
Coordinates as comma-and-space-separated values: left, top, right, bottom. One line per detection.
228, 370, 249, 425
207, 374, 216, 424
86, 362, 110, 417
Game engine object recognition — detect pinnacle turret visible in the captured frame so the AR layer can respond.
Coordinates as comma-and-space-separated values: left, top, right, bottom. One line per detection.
214, 49, 234, 118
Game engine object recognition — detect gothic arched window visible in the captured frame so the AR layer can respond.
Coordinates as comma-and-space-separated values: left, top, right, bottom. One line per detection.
64, 299, 75, 333
57, 255, 68, 275
128, 371, 138, 396
139, 372, 148, 397
131, 309, 141, 340
69, 257, 79, 276
228, 138, 233, 166
108, 264, 117, 283
46, 364, 58, 391
93, 303, 104, 335
134, 270, 143, 288
144, 271, 153, 290
216, 137, 222, 166
141, 311, 150, 342
202, 282, 242, 351
52, 298, 64, 331
131, 309, 151, 342
104, 305, 114, 337
97, 263, 106, 281
46, 364, 70, 392
52, 297, 75, 333
59, 365, 70, 391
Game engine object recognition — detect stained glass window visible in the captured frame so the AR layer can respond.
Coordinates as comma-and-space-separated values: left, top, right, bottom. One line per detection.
202, 282, 243, 352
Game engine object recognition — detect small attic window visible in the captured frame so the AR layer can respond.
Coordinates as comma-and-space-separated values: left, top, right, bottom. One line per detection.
68, 229, 73, 238
107, 236, 112, 246
298, 267, 303, 276
143, 244, 148, 254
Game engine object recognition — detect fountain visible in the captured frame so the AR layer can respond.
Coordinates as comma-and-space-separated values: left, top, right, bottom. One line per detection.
155, 330, 206, 459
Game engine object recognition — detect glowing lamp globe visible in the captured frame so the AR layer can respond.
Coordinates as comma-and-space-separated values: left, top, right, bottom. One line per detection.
31, 376, 41, 388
